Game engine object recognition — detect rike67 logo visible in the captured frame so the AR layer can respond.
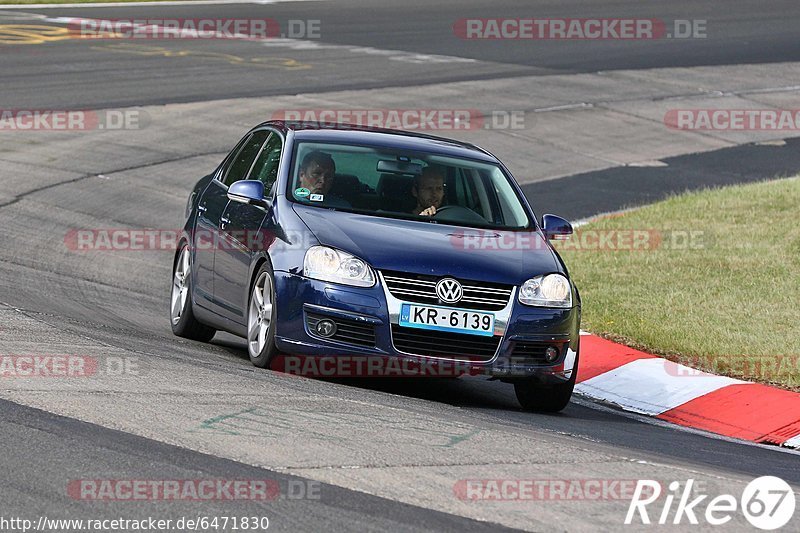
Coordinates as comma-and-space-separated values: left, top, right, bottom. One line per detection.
626, 477, 796, 529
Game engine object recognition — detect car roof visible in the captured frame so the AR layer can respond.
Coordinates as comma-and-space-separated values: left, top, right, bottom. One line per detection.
255, 121, 500, 164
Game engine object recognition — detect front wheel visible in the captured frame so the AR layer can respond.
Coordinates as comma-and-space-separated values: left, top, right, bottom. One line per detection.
514, 350, 579, 413
170, 244, 216, 342
247, 263, 279, 368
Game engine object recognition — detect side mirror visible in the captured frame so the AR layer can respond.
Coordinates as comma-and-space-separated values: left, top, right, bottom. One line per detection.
228, 180, 268, 208
541, 214, 573, 240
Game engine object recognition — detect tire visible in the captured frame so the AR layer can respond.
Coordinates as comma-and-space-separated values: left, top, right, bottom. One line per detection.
170, 244, 216, 342
247, 262, 279, 368
514, 349, 579, 413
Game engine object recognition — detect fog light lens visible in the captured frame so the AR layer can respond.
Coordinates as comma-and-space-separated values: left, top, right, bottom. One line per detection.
544, 346, 560, 363
315, 319, 337, 338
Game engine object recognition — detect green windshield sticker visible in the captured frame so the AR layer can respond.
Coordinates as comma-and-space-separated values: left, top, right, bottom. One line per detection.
295, 187, 311, 198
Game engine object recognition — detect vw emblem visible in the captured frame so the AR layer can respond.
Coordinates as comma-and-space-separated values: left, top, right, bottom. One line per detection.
435, 278, 463, 304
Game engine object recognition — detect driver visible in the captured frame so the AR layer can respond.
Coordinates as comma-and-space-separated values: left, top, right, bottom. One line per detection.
411, 165, 445, 216
297, 150, 350, 208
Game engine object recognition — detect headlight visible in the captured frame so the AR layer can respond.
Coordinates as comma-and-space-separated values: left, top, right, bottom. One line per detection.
303, 246, 375, 287
518, 274, 572, 308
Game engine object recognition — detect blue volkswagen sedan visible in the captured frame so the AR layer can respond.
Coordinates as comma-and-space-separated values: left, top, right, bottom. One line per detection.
171, 121, 581, 411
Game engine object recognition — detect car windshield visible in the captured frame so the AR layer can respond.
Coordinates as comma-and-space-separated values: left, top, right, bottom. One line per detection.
286, 141, 533, 230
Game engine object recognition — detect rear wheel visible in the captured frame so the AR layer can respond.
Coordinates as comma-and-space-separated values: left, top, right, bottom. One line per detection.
247, 263, 279, 368
170, 244, 216, 342
514, 349, 579, 413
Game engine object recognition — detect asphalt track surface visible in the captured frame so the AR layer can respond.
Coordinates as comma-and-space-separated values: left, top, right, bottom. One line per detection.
2, 0, 800, 108
525, 137, 800, 221
1, 1, 800, 531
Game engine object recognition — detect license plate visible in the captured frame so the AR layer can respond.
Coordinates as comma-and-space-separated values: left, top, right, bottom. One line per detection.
399, 303, 495, 337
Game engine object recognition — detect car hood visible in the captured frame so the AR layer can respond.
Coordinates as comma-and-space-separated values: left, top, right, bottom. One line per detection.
292, 205, 562, 285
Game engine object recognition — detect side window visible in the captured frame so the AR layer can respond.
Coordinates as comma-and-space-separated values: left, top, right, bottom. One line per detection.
222, 130, 269, 186
248, 132, 283, 194
216, 134, 249, 181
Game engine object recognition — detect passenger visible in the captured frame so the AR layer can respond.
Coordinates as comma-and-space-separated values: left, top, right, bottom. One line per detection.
411, 165, 446, 217
297, 151, 350, 208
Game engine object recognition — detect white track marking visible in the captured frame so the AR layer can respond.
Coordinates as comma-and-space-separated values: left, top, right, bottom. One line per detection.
575, 357, 749, 415
783, 434, 800, 449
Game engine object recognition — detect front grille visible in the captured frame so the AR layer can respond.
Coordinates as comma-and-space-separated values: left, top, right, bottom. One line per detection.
510, 342, 563, 365
306, 313, 376, 348
382, 270, 513, 311
391, 325, 501, 361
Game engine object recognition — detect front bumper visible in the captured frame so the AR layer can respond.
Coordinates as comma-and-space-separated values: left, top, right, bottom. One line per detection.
272, 271, 580, 382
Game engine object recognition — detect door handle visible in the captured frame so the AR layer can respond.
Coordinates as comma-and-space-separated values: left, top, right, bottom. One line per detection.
220, 216, 231, 230
198, 205, 207, 213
